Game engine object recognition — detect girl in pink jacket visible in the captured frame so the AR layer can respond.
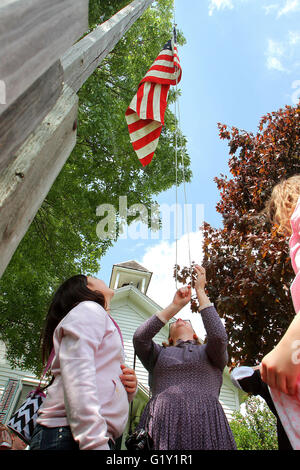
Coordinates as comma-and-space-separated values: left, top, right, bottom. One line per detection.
261, 175, 300, 449
29, 275, 137, 450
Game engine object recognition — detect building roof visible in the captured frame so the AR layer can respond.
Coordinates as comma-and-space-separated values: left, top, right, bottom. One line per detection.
114, 260, 151, 273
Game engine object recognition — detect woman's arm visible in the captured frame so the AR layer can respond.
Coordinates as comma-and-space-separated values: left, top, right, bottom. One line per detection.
261, 311, 300, 396
133, 287, 192, 371
133, 315, 165, 372
261, 206, 300, 396
194, 265, 228, 370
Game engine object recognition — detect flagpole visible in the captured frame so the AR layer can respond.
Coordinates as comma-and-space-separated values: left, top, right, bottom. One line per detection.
173, 1, 193, 289
173, 1, 179, 290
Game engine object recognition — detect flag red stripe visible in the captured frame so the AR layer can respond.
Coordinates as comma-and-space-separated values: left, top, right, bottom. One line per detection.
132, 126, 162, 151
159, 84, 169, 124
147, 83, 155, 120
148, 64, 176, 74
125, 108, 135, 116
156, 54, 173, 62
142, 76, 180, 85
128, 118, 152, 133
140, 152, 155, 166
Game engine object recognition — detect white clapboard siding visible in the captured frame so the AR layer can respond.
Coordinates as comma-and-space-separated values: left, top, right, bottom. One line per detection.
0, 341, 39, 423
110, 302, 168, 391
220, 379, 239, 421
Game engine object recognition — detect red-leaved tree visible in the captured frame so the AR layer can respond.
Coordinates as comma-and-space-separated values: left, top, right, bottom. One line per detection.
177, 102, 300, 367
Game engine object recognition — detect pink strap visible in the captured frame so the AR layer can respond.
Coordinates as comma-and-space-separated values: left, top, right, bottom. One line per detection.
37, 348, 55, 389
108, 314, 124, 347
42, 348, 55, 377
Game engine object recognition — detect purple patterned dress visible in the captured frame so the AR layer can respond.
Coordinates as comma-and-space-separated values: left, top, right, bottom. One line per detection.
133, 306, 237, 450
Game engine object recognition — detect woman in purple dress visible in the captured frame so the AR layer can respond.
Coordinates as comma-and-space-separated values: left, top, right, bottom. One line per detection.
133, 265, 236, 450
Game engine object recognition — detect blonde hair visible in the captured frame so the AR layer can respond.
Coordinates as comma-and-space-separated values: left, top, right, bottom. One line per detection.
264, 175, 300, 236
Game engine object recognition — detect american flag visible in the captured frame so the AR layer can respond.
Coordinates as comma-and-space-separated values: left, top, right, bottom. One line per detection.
125, 38, 182, 167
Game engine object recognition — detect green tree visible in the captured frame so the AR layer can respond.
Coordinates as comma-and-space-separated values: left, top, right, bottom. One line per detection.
0, 0, 190, 373
230, 396, 278, 450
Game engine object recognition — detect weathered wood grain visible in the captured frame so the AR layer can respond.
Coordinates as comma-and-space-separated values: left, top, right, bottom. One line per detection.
61, 0, 153, 93
0, 61, 63, 174
0, 85, 78, 278
0, 0, 88, 115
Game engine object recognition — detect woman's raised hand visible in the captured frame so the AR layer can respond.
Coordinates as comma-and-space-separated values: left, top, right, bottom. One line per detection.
194, 265, 206, 292
172, 286, 192, 310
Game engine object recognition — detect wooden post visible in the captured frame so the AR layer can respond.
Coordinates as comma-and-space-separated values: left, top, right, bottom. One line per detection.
61, 0, 154, 93
0, 0, 89, 173
0, 0, 154, 278
0, 0, 89, 114
0, 85, 78, 277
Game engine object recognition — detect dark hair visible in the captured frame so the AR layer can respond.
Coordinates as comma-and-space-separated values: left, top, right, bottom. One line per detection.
41, 275, 106, 364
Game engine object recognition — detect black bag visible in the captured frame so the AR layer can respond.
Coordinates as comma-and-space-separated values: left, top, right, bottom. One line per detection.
125, 353, 153, 451
7, 389, 46, 444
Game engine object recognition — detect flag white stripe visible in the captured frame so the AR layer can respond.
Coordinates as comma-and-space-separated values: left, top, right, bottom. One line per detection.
143, 69, 181, 81
135, 137, 160, 160
125, 111, 140, 125
159, 49, 173, 56
139, 82, 151, 120
129, 120, 161, 142
150, 59, 176, 68
153, 84, 162, 122
128, 93, 138, 113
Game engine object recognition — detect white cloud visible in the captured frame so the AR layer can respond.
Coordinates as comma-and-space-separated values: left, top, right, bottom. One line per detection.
277, 0, 300, 16
266, 37, 290, 72
267, 38, 285, 56
267, 56, 287, 71
208, 0, 300, 17
262, 0, 300, 17
263, 3, 280, 15
208, 0, 234, 16
288, 30, 300, 45
137, 231, 207, 338
266, 38, 287, 71
265, 31, 300, 72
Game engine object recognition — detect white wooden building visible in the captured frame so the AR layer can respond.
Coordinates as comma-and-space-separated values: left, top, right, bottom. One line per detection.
0, 260, 245, 448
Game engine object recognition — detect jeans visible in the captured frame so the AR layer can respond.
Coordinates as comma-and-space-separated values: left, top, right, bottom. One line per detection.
29, 424, 79, 450
29, 424, 116, 450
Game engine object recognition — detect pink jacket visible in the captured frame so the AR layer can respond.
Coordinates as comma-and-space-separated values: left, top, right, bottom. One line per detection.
37, 301, 133, 450
290, 196, 300, 314
269, 197, 300, 450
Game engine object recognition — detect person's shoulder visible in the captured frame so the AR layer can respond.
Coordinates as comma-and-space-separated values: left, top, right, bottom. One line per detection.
72, 301, 107, 318
61, 301, 107, 327
76, 300, 106, 312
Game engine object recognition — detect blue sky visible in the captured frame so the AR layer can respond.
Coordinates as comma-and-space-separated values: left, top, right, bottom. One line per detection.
96, 0, 300, 332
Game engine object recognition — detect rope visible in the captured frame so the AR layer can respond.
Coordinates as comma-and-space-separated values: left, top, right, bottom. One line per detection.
173, 1, 193, 289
